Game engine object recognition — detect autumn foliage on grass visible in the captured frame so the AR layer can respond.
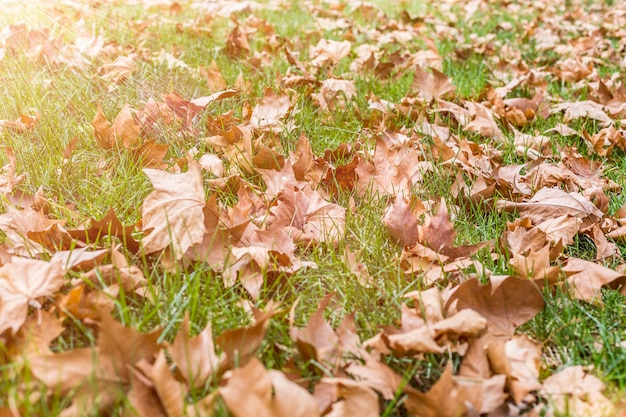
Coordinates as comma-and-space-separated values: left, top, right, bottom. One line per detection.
2, 0, 626, 415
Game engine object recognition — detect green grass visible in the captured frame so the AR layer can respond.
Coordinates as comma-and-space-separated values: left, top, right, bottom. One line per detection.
1, 0, 626, 415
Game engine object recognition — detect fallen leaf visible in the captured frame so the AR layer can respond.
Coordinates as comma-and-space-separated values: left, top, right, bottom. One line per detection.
219, 358, 320, 417
541, 366, 614, 417
141, 157, 207, 260
0, 257, 65, 335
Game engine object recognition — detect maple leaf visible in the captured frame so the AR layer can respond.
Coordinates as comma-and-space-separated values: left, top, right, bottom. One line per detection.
290, 294, 363, 373
167, 314, 222, 390
382, 194, 424, 247
0, 147, 25, 196
562, 257, 624, 305
29, 310, 162, 393
355, 132, 431, 197
346, 353, 403, 400
410, 66, 455, 103
403, 365, 469, 417
0, 257, 64, 335
447, 276, 545, 340
224, 25, 250, 59
552, 100, 613, 127
314, 378, 380, 417
129, 351, 189, 417
541, 366, 614, 417
267, 186, 345, 245
97, 53, 137, 85
216, 301, 280, 371
0, 109, 39, 133
509, 244, 562, 284
250, 87, 294, 132
312, 78, 357, 111
310, 38, 351, 67
200, 60, 227, 91
68, 208, 140, 253
0, 206, 72, 256
6, 310, 63, 359
464, 102, 506, 141
492, 334, 543, 404
141, 157, 207, 261
422, 198, 487, 260
496, 187, 604, 225
219, 358, 320, 417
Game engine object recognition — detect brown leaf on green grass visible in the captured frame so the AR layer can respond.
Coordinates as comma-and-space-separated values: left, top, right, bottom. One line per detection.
403, 365, 468, 417
0, 257, 64, 335
6, 310, 64, 359
0, 109, 39, 133
411, 67, 455, 103
0, 206, 70, 256
250, 88, 294, 131
29, 310, 162, 392
97, 53, 137, 85
496, 187, 603, 224
141, 157, 206, 260
216, 301, 279, 370
509, 244, 561, 284
267, 186, 345, 245
310, 39, 351, 67
220, 358, 320, 417
421, 198, 487, 260
68, 208, 140, 253
346, 354, 402, 400
562, 257, 624, 305
224, 25, 250, 59
447, 276, 545, 340
315, 378, 380, 417
92, 105, 115, 149
355, 132, 432, 197
541, 366, 614, 417
290, 294, 362, 372
382, 195, 424, 247
168, 314, 222, 390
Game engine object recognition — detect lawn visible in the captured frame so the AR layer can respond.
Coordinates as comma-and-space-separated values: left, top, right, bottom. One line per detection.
1, 0, 626, 415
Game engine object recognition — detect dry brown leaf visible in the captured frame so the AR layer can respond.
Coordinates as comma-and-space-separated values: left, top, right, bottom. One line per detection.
250, 88, 294, 131
68, 208, 140, 253
0, 257, 65, 335
0, 206, 68, 256
267, 186, 345, 245
404, 365, 468, 417
317, 378, 380, 417
346, 354, 402, 400
290, 294, 362, 372
562, 257, 624, 305
382, 195, 423, 247
92, 105, 115, 149
216, 302, 279, 371
167, 314, 221, 390
219, 358, 320, 417
447, 276, 545, 340
310, 39, 351, 67
151, 350, 187, 417
541, 366, 614, 417
411, 66, 455, 102
496, 187, 603, 225
141, 157, 206, 260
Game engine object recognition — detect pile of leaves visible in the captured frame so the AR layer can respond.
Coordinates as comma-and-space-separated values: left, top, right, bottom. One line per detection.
1, 0, 626, 415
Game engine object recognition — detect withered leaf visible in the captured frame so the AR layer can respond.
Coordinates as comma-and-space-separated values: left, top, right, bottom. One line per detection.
496, 187, 603, 224
168, 314, 221, 390
141, 157, 206, 260
0, 257, 65, 335
447, 276, 545, 340
219, 358, 320, 417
